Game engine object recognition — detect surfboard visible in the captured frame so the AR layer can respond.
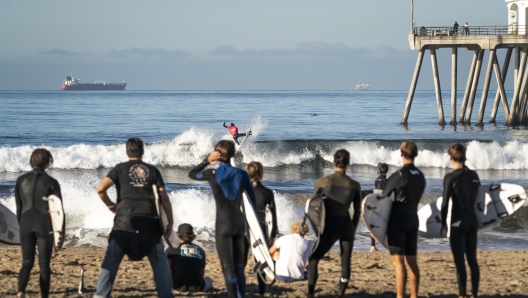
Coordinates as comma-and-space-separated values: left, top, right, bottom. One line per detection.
152, 185, 180, 249
42, 195, 65, 250
0, 202, 20, 245
241, 192, 275, 282
418, 183, 527, 238
362, 192, 394, 249
264, 205, 273, 240
235, 119, 255, 154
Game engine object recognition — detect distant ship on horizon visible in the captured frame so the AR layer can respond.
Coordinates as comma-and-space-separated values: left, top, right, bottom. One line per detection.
61, 75, 127, 91
355, 81, 370, 91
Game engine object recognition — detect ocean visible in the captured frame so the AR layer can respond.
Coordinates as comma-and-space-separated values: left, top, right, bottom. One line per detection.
1, 90, 527, 251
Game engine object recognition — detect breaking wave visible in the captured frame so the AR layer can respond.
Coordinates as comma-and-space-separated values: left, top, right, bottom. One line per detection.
3, 122, 528, 172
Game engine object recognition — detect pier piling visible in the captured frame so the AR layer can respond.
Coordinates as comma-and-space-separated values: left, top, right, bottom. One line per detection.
451, 47, 457, 125
430, 49, 446, 125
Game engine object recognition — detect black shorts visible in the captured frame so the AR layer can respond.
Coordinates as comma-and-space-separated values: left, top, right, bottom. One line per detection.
387, 221, 418, 256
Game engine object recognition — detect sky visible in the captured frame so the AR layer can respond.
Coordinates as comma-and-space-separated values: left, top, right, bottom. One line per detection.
0, 0, 511, 90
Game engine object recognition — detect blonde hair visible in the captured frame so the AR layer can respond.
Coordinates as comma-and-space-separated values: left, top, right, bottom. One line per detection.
290, 221, 309, 236
246, 161, 264, 183
400, 141, 418, 160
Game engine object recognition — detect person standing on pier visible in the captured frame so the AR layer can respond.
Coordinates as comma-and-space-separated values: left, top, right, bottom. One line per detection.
382, 141, 426, 298
464, 22, 470, 35
453, 21, 459, 35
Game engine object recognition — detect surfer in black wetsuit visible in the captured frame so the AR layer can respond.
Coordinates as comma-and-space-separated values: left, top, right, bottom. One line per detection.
370, 162, 389, 252
93, 137, 174, 298
246, 161, 278, 298
189, 140, 257, 298
15, 149, 62, 298
440, 144, 480, 298
308, 149, 362, 298
382, 141, 426, 298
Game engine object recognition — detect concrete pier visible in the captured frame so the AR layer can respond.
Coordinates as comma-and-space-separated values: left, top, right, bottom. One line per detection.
403, 31, 528, 126
401, 1, 528, 126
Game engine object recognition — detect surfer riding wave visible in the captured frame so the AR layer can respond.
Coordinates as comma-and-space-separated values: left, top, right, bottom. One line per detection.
223, 122, 252, 145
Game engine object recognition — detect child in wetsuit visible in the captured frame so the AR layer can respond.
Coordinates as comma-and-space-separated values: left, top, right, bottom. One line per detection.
166, 223, 212, 293
370, 163, 389, 252
246, 161, 278, 298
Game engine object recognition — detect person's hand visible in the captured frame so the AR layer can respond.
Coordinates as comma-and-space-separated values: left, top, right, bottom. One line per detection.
108, 203, 116, 214
208, 151, 221, 164
440, 225, 447, 238
165, 222, 174, 240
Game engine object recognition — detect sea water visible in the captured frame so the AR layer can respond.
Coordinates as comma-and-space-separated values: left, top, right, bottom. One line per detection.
0, 90, 527, 251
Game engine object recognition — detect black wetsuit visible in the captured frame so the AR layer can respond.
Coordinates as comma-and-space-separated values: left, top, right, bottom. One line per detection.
308, 171, 362, 296
372, 174, 387, 246
252, 181, 278, 295
15, 170, 62, 298
382, 164, 426, 256
189, 160, 256, 298
441, 166, 480, 297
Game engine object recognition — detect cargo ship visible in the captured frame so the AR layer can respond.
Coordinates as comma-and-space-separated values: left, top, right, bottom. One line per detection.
61, 75, 127, 90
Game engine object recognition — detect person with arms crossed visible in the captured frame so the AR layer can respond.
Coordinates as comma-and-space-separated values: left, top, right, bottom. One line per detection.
382, 141, 426, 298
189, 140, 256, 298
440, 144, 480, 298
15, 149, 63, 298
307, 149, 362, 298
93, 137, 174, 298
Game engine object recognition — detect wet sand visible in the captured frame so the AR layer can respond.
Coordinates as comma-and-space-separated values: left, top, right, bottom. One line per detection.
0, 247, 527, 297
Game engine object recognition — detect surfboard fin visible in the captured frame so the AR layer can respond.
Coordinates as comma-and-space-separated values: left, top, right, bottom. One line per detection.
489, 184, 501, 191
508, 194, 523, 204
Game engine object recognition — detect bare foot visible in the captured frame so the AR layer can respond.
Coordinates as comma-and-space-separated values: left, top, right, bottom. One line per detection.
370, 246, 380, 252
17, 292, 25, 298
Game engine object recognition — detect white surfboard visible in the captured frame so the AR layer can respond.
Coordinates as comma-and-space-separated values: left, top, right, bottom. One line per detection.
235, 119, 255, 154
152, 185, 180, 249
418, 183, 527, 238
362, 192, 393, 249
0, 202, 20, 245
265, 205, 273, 240
241, 192, 275, 282
42, 195, 65, 251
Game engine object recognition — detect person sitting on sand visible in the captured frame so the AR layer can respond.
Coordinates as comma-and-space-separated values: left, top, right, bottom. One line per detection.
269, 221, 314, 282
440, 144, 480, 298
370, 162, 389, 253
223, 122, 251, 145
166, 223, 212, 293
93, 137, 174, 298
189, 140, 257, 298
307, 149, 362, 298
15, 148, 63, 298
246, 161, 278, 298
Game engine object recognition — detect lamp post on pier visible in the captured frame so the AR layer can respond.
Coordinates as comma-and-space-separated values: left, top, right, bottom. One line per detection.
411, 0, 414, 33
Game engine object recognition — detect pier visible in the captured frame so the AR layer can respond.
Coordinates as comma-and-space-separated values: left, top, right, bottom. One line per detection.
401, 0, 528, 126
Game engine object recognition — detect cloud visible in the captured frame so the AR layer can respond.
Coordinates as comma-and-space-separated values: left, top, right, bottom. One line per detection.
105, 47, 188, 60
37, 48, 82, 56
209, 42, 401, 58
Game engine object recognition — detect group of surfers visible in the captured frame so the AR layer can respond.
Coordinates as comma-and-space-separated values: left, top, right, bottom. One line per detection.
14, 136, 480, 298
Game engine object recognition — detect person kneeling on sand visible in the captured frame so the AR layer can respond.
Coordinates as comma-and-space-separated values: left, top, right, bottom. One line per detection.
166, 223, 212, 293
269, 221, 314, 282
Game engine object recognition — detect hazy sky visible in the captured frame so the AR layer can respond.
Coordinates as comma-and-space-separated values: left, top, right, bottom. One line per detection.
0, 0, 511, 90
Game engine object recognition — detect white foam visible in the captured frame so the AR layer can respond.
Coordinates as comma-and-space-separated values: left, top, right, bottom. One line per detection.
4, 136, 528, 172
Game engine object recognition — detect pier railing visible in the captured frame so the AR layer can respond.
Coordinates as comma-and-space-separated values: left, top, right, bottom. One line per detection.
413, 25, 526, 37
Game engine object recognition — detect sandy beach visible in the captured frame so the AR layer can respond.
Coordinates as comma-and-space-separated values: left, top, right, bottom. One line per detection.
0, 247, 526, 297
